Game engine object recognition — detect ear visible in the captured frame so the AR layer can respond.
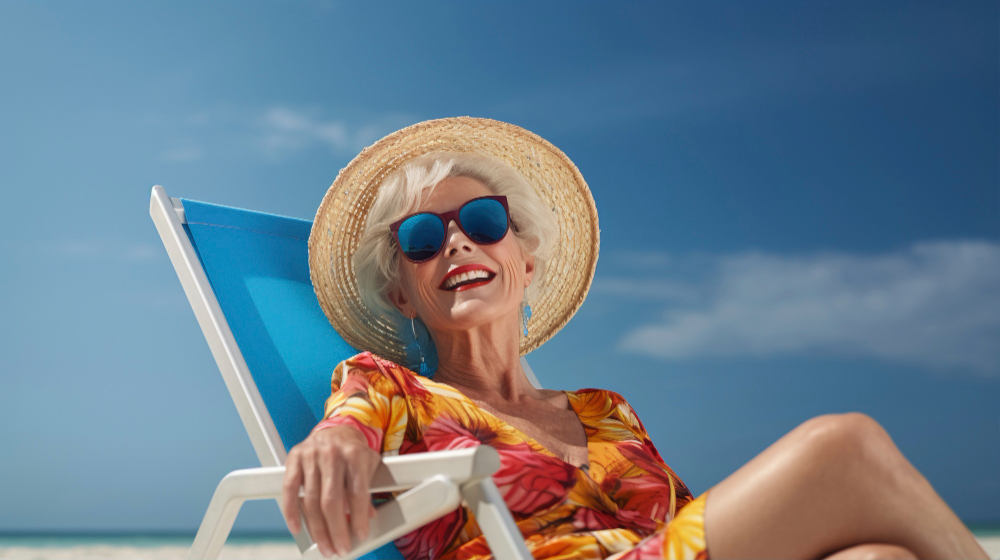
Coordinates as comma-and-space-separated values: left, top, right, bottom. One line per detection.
388, 285, 416, 319
523, 252, 536, 289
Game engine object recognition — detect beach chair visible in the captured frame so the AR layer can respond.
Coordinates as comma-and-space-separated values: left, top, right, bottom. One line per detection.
149, 185, 537, 560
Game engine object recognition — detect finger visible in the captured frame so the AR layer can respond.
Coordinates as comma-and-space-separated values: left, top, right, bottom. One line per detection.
281, 451, 304, 534
321, 453, 351, 557
346, 465, 370, 541
301, 452, 334, 558
347, 451, 378, 542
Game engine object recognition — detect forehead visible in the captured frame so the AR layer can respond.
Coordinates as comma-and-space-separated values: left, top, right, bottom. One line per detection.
419, 176, 493, 212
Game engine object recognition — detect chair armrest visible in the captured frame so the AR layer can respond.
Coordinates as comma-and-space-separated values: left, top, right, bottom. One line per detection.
189, 446, 531, 560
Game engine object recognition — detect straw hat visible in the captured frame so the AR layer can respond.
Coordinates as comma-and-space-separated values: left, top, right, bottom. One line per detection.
309, 117, 599, 365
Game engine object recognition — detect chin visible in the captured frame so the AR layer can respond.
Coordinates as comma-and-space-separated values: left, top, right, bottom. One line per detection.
441, 299, 511, 329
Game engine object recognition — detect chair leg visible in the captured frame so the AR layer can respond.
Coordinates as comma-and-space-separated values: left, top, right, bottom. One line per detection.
188, 467, 288, 560
461, 478, 533, 560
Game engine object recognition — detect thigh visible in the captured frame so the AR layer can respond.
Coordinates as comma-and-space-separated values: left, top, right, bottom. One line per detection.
703, 414, 893, 559
822, 543, 917, 560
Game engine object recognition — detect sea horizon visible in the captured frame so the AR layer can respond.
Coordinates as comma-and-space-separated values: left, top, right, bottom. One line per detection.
2, 522, 998, 547
0, 531, 295, 548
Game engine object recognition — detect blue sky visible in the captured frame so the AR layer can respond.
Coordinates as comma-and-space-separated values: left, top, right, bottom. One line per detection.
1, 1, 997, 533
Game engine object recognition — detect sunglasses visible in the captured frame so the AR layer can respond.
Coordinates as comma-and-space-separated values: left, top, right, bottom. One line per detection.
389, 195, 511, 263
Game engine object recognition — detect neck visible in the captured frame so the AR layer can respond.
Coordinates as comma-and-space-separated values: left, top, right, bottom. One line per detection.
430, 311, 535, 402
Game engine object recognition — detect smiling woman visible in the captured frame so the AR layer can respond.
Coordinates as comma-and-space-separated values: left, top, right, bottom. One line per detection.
280, 117, 988, 560
354, 151, 558, 358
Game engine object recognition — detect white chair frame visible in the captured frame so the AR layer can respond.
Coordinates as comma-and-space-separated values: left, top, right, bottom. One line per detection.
149, 185, 534, 560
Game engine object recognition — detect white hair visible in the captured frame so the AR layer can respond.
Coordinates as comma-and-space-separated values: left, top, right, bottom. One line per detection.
354, 151, 558, 319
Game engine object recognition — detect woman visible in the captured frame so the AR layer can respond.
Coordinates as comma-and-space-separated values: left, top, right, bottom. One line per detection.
282, 118, 987, 560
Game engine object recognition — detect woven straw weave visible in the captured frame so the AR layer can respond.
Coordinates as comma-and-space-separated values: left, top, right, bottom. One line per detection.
308, 117, 599, 365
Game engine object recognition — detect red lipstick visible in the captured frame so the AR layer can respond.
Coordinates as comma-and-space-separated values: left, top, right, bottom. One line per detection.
439, 264, 497, 291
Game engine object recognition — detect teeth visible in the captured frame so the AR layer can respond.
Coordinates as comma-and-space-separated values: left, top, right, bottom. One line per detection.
444, 269, 491, 289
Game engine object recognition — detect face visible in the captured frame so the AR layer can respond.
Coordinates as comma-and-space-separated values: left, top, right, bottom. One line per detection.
388, 176, 535, 335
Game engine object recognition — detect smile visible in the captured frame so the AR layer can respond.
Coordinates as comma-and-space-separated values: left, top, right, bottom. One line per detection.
439, 264, 497, 292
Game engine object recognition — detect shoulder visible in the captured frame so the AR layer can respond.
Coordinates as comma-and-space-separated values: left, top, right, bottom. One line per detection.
569, 388, 650, 437
331, 351, 431, 398
571, 388, 671, 464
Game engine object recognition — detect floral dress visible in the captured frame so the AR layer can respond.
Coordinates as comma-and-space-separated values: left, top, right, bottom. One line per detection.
313, 352, 710, 560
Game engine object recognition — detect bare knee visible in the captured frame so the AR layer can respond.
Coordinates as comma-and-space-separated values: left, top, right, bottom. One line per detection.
823, 543, 918, 560
797, 413, 901, 471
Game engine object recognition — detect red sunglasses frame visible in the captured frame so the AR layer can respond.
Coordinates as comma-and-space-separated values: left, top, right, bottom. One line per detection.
389, 195, 511, 263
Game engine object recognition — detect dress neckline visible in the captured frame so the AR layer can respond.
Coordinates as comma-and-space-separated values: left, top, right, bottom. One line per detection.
419, 376, 593, 471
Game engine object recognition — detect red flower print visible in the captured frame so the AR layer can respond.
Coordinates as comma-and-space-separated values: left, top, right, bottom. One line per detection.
616, 444, 693, 521
572, 507, 619, 531
347, 352, 379, 371
312, 415, 383, 452
423, 416, 491, 451
613, 506, 657, 535
395, 506, 465, 560
493, 443, 577, 515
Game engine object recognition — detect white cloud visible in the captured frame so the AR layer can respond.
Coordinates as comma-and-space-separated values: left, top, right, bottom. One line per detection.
143, 106, 415, 163
258, 107, 412, 160
613, 240, 1000, 376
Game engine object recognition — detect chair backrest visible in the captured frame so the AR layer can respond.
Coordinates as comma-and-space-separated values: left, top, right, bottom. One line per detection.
154, 187, 414, 558
156, 188, 543, 560
179, 198, 358, 453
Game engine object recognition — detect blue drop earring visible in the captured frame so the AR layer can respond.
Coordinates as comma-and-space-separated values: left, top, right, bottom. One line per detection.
521, 291, 532, 337
411, 315, 429, 375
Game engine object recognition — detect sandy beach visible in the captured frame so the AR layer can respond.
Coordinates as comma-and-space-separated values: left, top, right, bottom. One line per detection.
1, 538, 998, 559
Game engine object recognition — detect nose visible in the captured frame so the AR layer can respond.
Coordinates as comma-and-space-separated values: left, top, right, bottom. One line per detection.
441, 219, 474, 258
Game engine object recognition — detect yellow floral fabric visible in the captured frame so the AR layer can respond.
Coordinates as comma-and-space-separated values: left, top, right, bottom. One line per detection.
314, 352, 709, 560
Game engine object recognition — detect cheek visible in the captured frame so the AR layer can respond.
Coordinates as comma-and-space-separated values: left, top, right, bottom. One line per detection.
496, 249, 526, 298
406, 266, 439, 306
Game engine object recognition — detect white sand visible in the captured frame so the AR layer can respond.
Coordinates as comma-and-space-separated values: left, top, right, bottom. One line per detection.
983, 537, 1000, 560
1, 538, 997, 559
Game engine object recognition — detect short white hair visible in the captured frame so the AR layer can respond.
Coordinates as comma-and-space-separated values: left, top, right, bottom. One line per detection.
354, 151, 558, 319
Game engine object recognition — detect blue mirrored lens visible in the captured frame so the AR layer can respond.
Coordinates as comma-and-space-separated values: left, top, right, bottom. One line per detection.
459, 199, 508, 244
397, 214, 445, 261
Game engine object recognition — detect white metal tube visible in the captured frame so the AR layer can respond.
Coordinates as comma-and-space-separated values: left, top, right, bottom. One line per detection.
461, 478, 533, 560
188, 447, 502, 559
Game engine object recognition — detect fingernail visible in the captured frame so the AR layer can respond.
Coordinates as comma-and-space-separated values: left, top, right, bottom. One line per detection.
319, 545, 332, 558
337, 544, 349, 556
356, 526, 367, 541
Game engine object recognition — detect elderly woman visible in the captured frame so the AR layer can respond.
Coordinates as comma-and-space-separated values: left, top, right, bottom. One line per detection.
282, 118, 986, 560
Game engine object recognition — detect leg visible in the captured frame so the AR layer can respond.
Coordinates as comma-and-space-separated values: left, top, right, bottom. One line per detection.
703, 413, 987, 559
822, 543, 917, 560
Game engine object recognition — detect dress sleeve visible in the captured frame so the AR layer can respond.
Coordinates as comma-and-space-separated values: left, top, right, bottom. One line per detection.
608, 391, 694, 508
608, 392, 669, 463
312, 352, 409, 455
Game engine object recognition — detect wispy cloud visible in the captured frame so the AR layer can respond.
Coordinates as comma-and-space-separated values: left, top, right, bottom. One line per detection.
258, 106, 414, 160
605, 240, 1000, 376
144, 106, 415, 163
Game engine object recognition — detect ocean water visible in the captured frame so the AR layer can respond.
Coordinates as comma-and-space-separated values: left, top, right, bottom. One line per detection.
970, 524, 1000, 538
0, 532, 295, 549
